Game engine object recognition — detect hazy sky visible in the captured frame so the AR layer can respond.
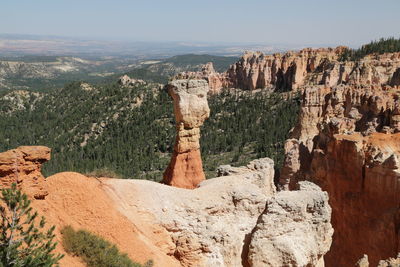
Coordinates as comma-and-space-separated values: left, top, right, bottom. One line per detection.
1, 0, 399, 47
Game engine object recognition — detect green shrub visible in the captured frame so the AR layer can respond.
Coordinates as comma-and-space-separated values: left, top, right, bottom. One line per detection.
61, 226, 151, 267
0, 183, 63, 266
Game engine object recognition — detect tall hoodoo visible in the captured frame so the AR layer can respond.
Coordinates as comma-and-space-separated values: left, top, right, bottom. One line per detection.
162, 79, 210, 189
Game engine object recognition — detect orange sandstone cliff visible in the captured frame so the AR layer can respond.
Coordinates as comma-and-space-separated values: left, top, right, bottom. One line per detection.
279, 83, 400, 266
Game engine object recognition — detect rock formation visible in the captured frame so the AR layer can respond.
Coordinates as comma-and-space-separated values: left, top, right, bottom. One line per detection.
174, 62, 229, 94
279, 84, 400, 266
0, 146, 50, 199
106, 158, 333, 267
1, 145, 333, 267
118, 74, 146, 87
227, 49, 400, 91
247, 181, 332, 267
162, 79, 210, 189
180, 49, 400, 93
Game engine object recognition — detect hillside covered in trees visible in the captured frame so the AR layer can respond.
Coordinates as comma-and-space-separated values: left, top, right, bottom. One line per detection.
340, 37, 400, 60
0, 80, 299, 180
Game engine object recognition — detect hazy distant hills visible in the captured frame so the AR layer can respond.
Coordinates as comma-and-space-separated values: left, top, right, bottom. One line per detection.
0, 34, 296, 57
0, 53, 237, 91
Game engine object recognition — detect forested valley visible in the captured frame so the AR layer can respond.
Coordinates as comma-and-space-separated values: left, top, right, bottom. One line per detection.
0, 80, 299, 180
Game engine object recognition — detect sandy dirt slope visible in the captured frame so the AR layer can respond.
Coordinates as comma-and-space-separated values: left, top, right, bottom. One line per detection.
30, 172, 180, 267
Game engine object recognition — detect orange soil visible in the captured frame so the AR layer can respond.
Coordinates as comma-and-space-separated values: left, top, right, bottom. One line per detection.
30, 172, 180, 267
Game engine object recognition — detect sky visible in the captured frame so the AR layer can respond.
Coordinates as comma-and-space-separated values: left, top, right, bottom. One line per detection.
1, 0, 399, 47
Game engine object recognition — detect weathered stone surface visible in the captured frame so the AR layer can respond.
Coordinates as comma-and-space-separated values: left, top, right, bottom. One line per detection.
0, 146, 50, 199
356, 255, 370, 267
247, 181, 333, 267
311, 133, 400, 266
162, 79, 210, 189
279, 83, 400, 266
107, 158, 333, 267
356, 253, 400, 267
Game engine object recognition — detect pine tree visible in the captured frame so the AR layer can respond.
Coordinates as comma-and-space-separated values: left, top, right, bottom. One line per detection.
0, 184, 63, 267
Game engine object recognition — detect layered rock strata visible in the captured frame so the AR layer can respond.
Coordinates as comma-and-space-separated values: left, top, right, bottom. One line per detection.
162, 79, 210, 189
182, 49, 400, 93
279, 84, 400, 266
0, 146, 50, 199
228, 49, 400, 91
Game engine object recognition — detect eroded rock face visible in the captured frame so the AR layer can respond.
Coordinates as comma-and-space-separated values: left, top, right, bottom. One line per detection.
311, 133, 400, 266
0, 146, 50, 199
173, 50, 400, 94
106, 158, 333, 267
227, 49, 400, 91
248, 181, 332, 267
162, 79, 210, 189
279, 84, 400, 266
174, 62, 229, 94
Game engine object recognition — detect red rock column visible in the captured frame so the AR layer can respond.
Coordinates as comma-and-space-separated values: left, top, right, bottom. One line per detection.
162, 79, 210, 189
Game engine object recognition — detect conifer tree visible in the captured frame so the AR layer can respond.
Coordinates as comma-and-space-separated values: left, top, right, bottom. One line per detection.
0, 184, 63, 267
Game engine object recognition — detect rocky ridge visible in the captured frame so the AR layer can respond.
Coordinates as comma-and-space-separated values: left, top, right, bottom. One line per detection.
180, 48, 400, 93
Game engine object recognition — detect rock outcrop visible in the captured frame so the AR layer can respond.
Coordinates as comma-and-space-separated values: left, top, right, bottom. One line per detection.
0, 146, 50, 199
118, 74, 146, 87
106, 158, 333, 267
162, 79, 210, 189
279, 84, 400, 266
